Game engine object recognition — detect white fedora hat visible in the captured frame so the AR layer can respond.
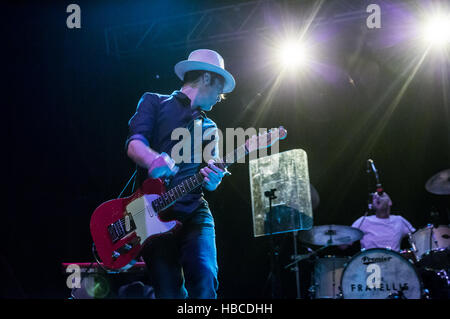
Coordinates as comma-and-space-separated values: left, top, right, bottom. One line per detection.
174, 49, 236, 93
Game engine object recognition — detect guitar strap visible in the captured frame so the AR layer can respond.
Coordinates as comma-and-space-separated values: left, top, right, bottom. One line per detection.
163, 108, 206, 187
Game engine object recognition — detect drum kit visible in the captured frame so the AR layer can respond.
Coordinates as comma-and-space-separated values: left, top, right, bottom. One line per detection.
291, 169, 450, 299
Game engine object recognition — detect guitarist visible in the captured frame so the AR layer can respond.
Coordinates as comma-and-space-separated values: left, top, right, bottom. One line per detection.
125, 49, 235, 299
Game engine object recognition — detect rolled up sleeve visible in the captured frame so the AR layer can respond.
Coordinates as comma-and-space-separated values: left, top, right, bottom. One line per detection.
125, 93, 158, 152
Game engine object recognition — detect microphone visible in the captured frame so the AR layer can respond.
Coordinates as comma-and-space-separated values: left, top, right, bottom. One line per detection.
367, 159, 378, 176
367, 159, 383, 195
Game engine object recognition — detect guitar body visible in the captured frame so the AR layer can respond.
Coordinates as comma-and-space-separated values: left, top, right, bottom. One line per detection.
90, 178, 181, 270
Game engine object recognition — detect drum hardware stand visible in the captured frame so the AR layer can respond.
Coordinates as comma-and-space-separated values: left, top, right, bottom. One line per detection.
285, 240, 333, 269
285, 243, 332, 299
289, 234, 316, 298
337, 286, 344, 299
429, 211, 440, 252
331, 258, 337, 298
264, 188, 282, 298
386, 286, 407, 299
307, 264, 315, 299
429, 225, 434, 253
290, 230, 302, 299
408, 232, 418, 254
285, 243, 330, 268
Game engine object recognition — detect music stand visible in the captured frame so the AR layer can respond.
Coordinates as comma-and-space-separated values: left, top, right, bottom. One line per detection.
249, 149, 314, 298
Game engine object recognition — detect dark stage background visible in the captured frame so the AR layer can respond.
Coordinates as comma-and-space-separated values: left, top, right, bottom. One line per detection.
3, 0, 449, 298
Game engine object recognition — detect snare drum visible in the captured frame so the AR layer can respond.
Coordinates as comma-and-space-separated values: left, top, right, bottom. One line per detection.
341, 248, 422, 299
312, 256, 350, 299
409, 225, 450, 261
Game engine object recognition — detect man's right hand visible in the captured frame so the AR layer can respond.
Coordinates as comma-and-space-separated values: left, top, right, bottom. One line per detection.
148, 152, 179, 179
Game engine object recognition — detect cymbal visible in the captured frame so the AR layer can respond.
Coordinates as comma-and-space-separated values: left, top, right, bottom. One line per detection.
425, 168, 450, 195
310, 183, 320, 210
298, 225, 363, 246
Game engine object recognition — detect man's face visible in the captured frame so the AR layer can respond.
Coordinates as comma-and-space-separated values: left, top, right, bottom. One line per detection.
198, 73, 224, 111
372, 192, 392, 211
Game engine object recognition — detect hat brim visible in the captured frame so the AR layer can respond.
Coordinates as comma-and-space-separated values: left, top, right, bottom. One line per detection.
174, 60, 235, 93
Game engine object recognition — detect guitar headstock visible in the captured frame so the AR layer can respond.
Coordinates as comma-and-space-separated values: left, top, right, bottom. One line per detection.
246, 126, 288, 153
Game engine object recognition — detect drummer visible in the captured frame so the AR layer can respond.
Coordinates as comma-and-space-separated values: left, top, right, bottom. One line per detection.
346, 192, 416, 252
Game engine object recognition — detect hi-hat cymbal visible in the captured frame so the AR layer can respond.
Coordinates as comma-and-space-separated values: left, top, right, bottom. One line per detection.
298, 225, 363, 246
425, 169, 450, 195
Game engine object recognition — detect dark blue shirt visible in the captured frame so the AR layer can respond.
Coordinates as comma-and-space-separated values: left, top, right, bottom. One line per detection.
126, 90, 219, 224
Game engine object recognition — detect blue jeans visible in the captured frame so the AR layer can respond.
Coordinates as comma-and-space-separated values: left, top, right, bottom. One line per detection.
141, 211, 218, 299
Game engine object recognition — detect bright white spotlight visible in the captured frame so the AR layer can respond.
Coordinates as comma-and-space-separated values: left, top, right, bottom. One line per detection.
422, 13, 450, 47
277, 40, 310, 69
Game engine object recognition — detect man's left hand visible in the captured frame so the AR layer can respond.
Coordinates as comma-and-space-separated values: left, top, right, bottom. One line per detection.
200, 159, 227, 191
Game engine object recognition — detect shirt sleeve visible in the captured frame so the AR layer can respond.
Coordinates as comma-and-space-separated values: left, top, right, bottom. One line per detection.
399, 216, 416, 235
125, 93, 159, 151
351, 217, 364, 229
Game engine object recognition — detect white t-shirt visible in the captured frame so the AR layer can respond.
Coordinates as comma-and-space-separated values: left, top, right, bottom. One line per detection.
351, 214, 416, 252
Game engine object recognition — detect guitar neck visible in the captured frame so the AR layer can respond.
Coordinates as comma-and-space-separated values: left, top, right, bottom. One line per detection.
152, 144, 249, 212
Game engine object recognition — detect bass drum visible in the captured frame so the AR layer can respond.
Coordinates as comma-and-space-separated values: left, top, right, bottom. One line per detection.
341, 248, 422, 299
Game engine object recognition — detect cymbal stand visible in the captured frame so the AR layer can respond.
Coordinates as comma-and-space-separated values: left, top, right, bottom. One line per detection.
284, 243, 330, 269
285, 242, 331, 299
429, 211, 440, 252
264, 189, 281, 298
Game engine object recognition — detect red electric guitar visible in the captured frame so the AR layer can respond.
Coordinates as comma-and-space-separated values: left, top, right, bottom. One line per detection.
90, 127, 287, 270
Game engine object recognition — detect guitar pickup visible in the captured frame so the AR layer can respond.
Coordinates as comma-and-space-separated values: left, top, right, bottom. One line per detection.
107, 214, 137, 244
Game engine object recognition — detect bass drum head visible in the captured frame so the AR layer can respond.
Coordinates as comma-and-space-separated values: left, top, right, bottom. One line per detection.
341, 248, 422, 299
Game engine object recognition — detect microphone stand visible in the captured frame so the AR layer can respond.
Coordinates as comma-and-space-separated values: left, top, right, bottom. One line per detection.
367, 161, 374, 214
291, 231, 301, 299
264, 189, 281, 298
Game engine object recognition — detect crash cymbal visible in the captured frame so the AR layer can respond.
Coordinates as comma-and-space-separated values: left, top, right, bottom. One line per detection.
425, 168, 450, 195
298, 224, 363, 246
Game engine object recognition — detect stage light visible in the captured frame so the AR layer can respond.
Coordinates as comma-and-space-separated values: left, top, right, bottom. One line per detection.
421, 13, 450, 47
277, 40, 311, 70
84, 274, 110, 298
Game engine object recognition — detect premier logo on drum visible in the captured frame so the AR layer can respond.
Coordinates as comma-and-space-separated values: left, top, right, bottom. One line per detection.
361, 256, 393, 265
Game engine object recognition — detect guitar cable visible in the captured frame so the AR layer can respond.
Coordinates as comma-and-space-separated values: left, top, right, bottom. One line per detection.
91, 243, 119, 273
